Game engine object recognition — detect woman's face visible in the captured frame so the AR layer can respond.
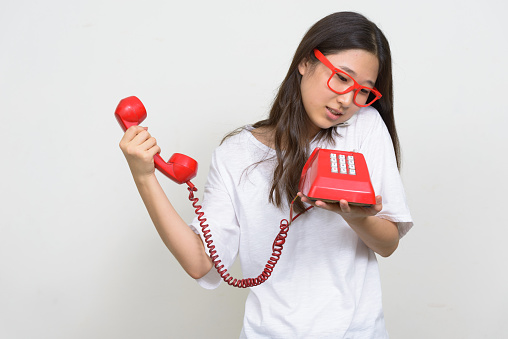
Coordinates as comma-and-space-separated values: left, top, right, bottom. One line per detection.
298, 49, 379, 138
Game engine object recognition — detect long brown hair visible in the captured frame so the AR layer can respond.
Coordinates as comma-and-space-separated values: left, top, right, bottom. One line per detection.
225, 12, 400, 213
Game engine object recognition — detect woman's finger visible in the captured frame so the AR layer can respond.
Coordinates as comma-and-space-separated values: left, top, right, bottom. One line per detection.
146, 144, 161, 158
130, 129, 151, 145
339, 200, 351, 213
140, 136, 157, 151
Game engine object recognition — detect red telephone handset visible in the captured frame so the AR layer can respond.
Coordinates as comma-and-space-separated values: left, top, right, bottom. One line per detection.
115, 96, 198, 185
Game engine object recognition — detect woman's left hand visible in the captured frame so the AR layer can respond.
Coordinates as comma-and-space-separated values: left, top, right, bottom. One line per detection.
297, 193, 383, 221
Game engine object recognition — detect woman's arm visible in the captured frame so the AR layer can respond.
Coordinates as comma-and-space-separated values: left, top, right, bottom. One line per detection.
120, 126, 212, 279
298, 194, 399, 257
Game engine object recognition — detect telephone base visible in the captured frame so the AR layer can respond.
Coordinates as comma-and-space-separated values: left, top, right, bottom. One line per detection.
303, 195, 374, 207
299, 148, 376, 206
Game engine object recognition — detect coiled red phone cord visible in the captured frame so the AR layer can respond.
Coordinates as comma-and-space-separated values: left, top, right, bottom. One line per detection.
186, 182, 312, 288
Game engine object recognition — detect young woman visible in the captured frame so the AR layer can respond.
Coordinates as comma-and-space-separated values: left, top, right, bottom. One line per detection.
119, 11, 413, 339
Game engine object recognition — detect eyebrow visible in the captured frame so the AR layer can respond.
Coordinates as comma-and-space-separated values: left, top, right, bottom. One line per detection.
339, 65, 376, 87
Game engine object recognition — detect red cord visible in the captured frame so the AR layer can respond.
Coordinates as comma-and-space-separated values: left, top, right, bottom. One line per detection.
186, 181, 312, 288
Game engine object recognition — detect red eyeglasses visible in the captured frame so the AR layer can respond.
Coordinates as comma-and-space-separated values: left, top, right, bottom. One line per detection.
313, 49, 382, 107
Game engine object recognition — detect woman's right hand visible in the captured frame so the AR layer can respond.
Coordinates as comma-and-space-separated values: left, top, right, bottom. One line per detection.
119, 126, 161, 180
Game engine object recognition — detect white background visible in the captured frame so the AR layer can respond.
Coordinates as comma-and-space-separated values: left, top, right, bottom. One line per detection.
1, 0, 507, 338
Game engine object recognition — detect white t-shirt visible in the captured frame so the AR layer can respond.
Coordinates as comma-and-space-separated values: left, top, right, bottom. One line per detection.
190, 106, 413, 338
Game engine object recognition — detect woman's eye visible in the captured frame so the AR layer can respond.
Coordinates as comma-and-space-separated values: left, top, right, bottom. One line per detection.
360, 88, 371, 95
336, 74, 348, 82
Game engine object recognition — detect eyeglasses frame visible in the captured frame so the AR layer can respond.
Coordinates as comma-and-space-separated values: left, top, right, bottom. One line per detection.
313, 49, 382, 107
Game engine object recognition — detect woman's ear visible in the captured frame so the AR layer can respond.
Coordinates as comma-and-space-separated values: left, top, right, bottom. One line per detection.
298, 57, 311, 76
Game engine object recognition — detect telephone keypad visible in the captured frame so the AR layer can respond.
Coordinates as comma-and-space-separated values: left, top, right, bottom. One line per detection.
331, 153, 356, 175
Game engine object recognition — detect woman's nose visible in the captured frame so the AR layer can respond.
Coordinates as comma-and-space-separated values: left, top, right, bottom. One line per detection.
336, 90, 355, 107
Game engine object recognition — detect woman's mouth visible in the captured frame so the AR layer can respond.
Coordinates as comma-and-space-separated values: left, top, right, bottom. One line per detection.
326, 106, 343, 120
327, 106, 342, 116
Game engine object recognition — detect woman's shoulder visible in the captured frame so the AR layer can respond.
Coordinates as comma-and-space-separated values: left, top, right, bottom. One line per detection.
219, 125, 274, 153
210, 125, 274, 174
212, 126, 260, 161
348, 106, 388, 136
218, 126, 251, 148
208, 128, 251, 173
326, 106, 388, 150
355, 106, 384, 126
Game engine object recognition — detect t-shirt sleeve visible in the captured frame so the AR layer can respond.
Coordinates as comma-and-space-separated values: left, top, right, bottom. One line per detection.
188, 148, 240, 289
359, 113, 413, 238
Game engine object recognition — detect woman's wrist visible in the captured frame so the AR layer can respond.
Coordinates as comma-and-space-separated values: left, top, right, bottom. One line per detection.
341, 214, 369, 227
133, 172, 158, 188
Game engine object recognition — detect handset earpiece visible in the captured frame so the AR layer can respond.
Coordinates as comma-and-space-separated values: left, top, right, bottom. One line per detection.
115, 96, 147, 131
115, 96, 198, 184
